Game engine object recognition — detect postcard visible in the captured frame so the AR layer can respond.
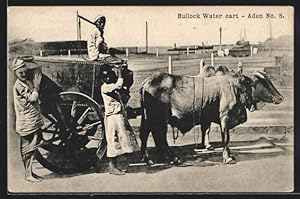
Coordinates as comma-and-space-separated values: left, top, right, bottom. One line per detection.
7, 5, 294, 193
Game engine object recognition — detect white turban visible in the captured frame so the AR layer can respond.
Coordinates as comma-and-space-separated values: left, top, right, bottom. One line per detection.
12, 58, 25, 71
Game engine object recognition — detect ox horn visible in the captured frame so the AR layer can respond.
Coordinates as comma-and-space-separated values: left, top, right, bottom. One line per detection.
254, 71, 266, 79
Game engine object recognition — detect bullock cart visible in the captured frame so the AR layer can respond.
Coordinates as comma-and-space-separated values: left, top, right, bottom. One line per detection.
32, 55, 136, 174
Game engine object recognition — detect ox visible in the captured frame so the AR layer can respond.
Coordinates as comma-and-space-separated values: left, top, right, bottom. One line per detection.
139, 69, 283, 165
201, 66, 284, 150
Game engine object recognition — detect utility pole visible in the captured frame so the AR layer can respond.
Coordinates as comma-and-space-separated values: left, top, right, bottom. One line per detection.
219, 27, 222, 50
269, 21, 273, 56
146, 21, 148, 54
76, 11, 79, 41
269, 21, 273, 40
76, 10, 81, 56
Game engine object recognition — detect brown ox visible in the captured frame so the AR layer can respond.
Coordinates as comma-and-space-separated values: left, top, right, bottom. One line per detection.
140, 72, 253, 164
139, 69, 283, 165
201, 66, 284, 150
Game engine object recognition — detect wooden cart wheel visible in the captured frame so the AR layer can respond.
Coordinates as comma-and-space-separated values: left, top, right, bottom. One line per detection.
35, 91, 107, 174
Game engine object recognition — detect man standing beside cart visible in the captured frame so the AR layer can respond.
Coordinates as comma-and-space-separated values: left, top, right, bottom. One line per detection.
99, 69, 140, 175
12, 58, 43, 182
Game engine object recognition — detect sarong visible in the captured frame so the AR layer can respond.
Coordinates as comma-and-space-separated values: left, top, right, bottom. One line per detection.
104, 114, 140, 157
20, 129, 42, 155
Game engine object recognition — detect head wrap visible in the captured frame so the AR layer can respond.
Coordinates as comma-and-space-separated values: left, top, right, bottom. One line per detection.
12, 58, 25, 71
102, 70, 117, 84
94, 15, 105, 23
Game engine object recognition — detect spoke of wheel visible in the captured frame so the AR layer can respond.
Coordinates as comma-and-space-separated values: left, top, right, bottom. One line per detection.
70, 101, 78, 118
46, 141, 64, 161
45, 114, 58, 124
44, 136, 61, 144
42, 120, 54, 130
42, 129, 60, 134
40, 140, 61, 152
55, 102, 69, 130
82, 121, 102, 131
77, 130, 87, 135
77, 107, 91, 125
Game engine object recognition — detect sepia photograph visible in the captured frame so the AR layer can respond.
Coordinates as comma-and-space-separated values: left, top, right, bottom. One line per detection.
7, 5, 294, 193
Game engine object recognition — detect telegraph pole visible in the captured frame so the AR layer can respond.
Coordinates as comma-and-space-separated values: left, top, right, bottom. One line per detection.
269, 21, 273, 56
219, 27, 222, 50
146, 21, 148, 54
76, 11, 79, 41
269, 21, 273, 40
76, 11, 81, 56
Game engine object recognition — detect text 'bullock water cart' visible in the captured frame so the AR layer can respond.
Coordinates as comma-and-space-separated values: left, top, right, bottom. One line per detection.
32, 55, 137, 174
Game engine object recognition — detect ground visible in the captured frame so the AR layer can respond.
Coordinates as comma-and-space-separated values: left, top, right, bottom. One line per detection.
8, 132, 293, 192
7, 51, 294, 193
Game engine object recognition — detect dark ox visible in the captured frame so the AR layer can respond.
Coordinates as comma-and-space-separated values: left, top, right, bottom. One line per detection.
139, 70, 283, 165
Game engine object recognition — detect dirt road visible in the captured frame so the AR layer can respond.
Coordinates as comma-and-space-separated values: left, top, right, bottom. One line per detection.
8, 132, 293, 193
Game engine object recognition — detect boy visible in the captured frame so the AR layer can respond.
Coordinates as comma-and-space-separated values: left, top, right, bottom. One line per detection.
12, 58, 43, 182
100, 70, 139, 175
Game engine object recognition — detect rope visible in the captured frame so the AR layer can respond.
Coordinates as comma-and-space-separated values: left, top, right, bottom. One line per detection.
91, 64, 96, 98
172, 127, 179, 144
192, 77, 198, 147
248, 86, 266, 112
170, 76, 204, 145
193, 77, 204, 148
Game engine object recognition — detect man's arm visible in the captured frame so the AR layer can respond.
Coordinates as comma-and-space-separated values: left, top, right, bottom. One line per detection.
101, 78, 123, 94
16, 84, 39, 103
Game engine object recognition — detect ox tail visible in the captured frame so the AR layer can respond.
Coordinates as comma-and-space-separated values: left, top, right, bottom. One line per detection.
139, 74, 155, 122
139, 86, 147, 121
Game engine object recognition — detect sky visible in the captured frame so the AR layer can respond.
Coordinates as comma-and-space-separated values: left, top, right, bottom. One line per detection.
8, 6, 293, 47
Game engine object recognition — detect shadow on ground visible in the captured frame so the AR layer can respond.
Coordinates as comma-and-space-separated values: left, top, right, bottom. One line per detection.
38, 135, 292, 179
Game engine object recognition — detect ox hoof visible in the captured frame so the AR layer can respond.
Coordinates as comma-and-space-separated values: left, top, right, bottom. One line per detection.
223, 157, 236, 164
170, 157, 183, 166
142, 158, 154, 165
205, 144, 214, 151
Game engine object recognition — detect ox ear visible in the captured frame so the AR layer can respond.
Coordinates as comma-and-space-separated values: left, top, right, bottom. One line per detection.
237, 66, 243, 75
254, 71, 263, 78
251, 72, 263, 87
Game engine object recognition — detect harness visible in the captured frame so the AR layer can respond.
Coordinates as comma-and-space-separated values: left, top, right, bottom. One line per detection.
248, 87, 266, 112
192, 77, 201, 147
249, 101, 266, 112
172, 76, 204, 145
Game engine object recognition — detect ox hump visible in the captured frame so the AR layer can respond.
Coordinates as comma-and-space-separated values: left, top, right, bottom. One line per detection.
143, 73, 173, 87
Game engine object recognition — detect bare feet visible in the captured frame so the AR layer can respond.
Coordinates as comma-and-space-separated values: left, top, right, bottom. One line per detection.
205, 144, 214, 150
32, 172, 43, 180
108, 167, 126, 175
25, 175, 41, 183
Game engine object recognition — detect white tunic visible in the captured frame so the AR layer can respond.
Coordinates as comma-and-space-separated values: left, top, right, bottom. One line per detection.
87, 28, 108, 61
101, 82, 139, 157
